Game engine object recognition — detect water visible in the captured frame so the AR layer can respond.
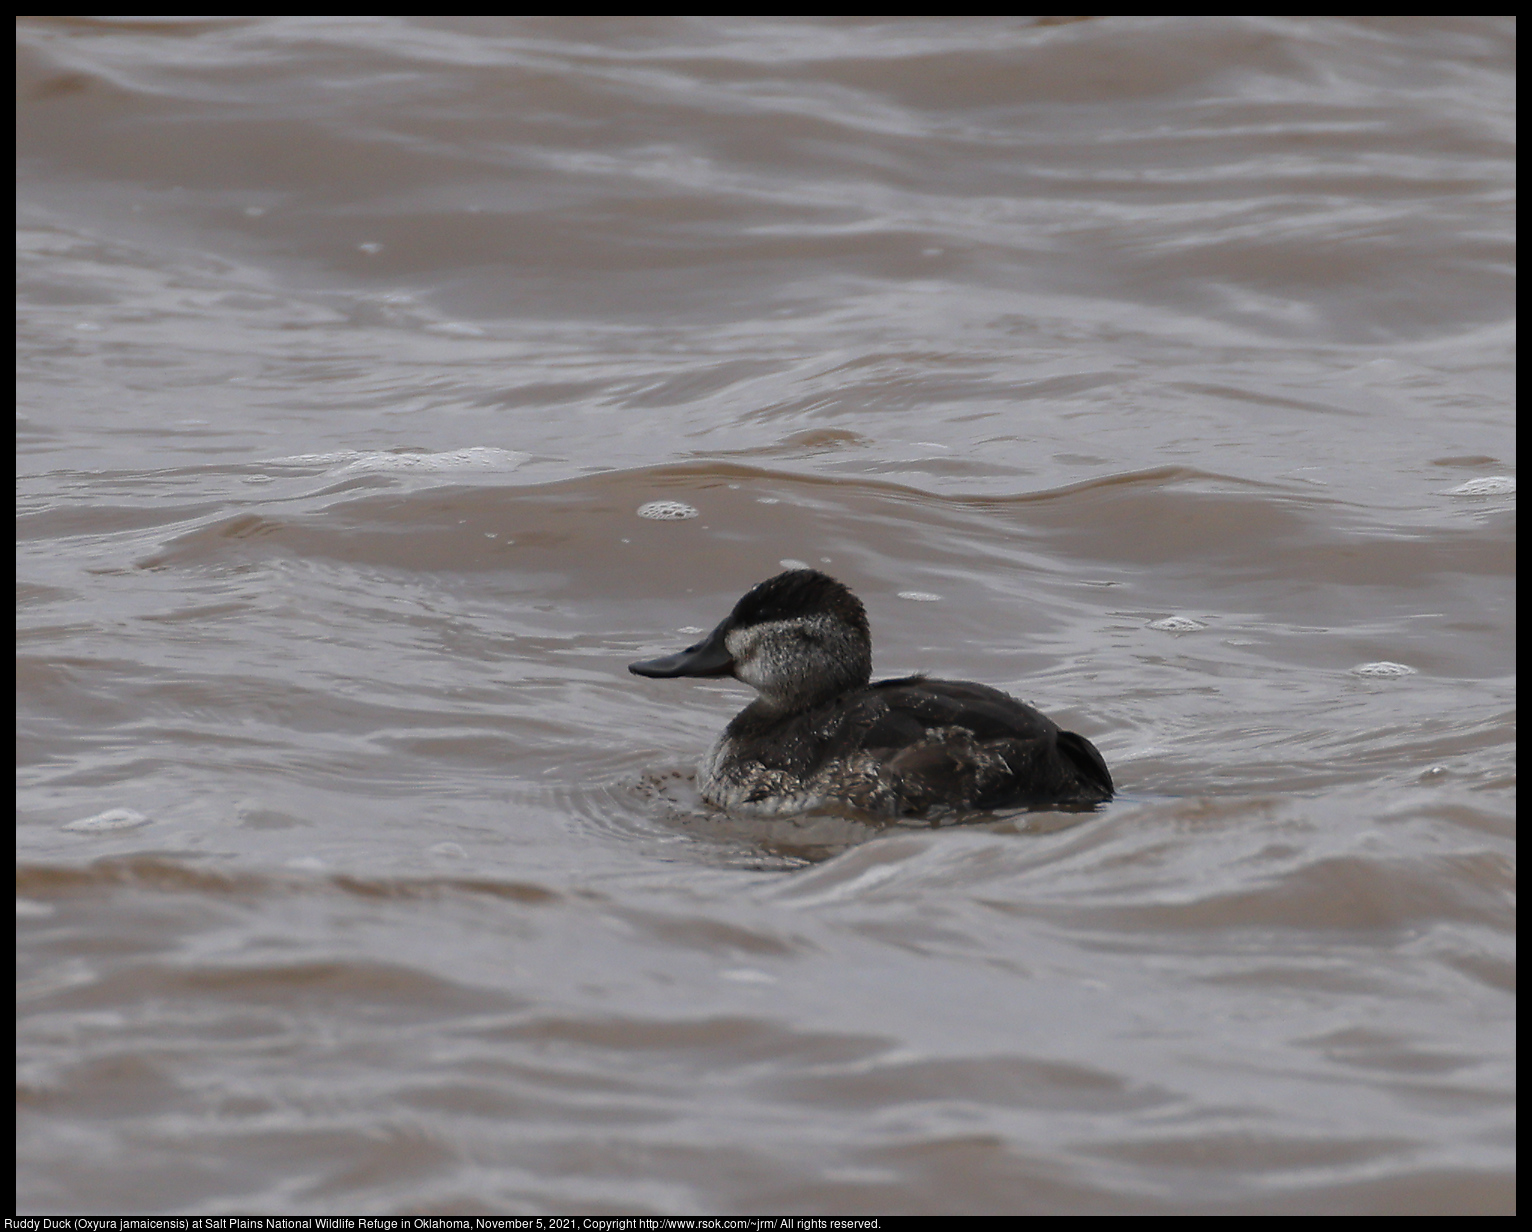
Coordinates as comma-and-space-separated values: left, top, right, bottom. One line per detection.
16, 16, 1514, 1215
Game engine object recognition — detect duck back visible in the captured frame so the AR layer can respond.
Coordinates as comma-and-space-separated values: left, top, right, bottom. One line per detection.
709, 675, 1113, 817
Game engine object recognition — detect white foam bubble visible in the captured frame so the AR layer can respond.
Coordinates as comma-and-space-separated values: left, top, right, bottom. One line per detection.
779, 558, 810, 569
429, 842, 468, 859
897, 591, 943, 602
1149, 616, 1206, 632
1351, 661, 1416, 677
1445, 476, 1515, 496
637, 500, 699, 520
62, 808, 151, 833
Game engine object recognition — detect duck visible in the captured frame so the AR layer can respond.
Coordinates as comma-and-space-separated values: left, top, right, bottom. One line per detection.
629, 569, 1113, 818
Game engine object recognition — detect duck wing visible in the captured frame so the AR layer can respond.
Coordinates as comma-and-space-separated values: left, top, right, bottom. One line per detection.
851, 678, 1113, 810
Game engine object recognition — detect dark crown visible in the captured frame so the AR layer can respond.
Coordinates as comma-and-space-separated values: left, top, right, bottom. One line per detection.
729, 569, 870, 639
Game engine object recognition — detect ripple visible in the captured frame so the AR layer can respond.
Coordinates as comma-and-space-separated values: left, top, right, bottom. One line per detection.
280, 447, 529, 474
562, 772, 889, 869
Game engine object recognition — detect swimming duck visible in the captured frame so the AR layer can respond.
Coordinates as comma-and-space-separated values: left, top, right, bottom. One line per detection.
629, 569, 1113, 817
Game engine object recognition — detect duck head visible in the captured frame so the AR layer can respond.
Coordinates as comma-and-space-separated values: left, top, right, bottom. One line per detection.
629, 569, 873, 714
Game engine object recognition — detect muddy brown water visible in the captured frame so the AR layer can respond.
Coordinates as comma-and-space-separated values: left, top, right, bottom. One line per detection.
17, 16, 1514, 1215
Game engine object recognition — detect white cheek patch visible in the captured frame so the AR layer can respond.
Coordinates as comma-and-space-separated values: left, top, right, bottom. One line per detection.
723, 626, 752, 659
725, 620, 798, 693
734, 660, 769, 689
